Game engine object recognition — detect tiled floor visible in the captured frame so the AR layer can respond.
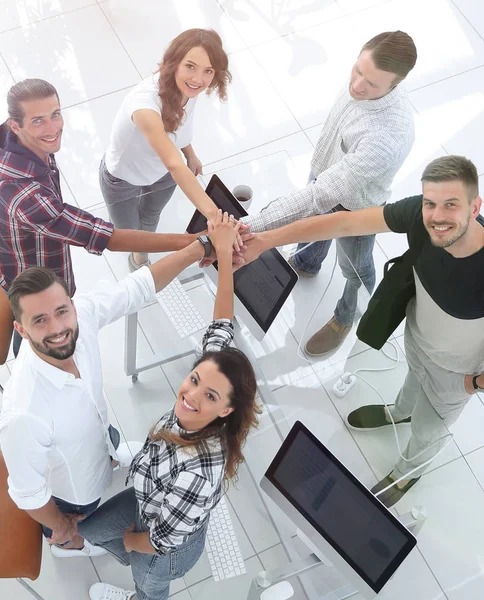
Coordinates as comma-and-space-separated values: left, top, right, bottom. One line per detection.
1, 0, 484, 599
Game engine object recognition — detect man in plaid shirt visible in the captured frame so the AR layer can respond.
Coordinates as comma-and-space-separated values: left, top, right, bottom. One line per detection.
243, 31, 417, 355
0, 79, 203, 354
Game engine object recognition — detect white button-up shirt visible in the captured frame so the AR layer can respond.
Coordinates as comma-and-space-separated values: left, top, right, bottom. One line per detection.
0, 267, 155, 510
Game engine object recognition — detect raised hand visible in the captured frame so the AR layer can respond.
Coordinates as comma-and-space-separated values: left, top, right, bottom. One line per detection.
232, 233, 266, 271
208, 210, 241, 255
199, 212, 254, 267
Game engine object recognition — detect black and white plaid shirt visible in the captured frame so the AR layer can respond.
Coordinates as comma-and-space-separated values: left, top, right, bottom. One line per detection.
127, 318, 234, 555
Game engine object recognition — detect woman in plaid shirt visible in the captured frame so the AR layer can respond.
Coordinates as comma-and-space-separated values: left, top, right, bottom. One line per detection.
80, 212, 260, 600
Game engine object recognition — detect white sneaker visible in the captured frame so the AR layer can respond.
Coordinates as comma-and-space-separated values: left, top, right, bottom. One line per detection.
89, 583, 135, 600
115, 441, 144, 469
50, 539, 108, 558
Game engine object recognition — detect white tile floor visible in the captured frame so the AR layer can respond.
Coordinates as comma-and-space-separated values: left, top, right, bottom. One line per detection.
1, 0, 484, 599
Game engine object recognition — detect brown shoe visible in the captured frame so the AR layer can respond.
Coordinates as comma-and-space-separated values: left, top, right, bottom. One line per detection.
287, 255, 317, 278
305, 317, 351, 355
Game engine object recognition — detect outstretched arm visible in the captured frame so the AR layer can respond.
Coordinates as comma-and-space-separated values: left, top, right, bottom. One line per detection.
242, 131, 410, 233
209, 211, 240, 320
240, 205, 389, 267
146, 213, 244, 294
15, 192, 201, 257
106, 228, 199, 253
148, 241, 205, 293
133, 109, 217, 222
199, 211, 241, 353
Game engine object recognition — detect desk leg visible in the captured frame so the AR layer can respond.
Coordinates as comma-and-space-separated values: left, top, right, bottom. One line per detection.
16, 579, 46, 600
232, 320, 290, 442
125, 312, 139, 382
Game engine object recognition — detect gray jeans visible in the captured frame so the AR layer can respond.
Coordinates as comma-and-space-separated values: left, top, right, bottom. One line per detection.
78, 487, 208, 600
389, 324, 471, 479
100, 157, 177, 258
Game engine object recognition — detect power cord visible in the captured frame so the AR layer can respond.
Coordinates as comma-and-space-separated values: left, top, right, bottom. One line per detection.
288, 244, 454, 495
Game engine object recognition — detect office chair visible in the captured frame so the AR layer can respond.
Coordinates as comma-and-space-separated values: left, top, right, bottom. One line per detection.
0, 296, 44, 597
0, 289, 14, 393
0, 289, 13, 362
0, 451, 45, 599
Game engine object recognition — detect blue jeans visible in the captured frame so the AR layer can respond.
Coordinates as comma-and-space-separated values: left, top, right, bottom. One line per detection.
293, 210, 376, 326
41, 497, 101, 541
42, 425, 121, 542
78, 487, 208, 600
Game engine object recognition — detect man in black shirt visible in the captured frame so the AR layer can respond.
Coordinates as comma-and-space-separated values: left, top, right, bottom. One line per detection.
243, 155, 484, 507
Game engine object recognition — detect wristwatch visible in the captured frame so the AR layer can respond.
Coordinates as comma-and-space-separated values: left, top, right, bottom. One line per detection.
472, 375, 484, 391
197, 234, 212, 258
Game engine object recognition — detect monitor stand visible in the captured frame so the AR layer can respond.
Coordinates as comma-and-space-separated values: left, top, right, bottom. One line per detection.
247, 507, 427, 600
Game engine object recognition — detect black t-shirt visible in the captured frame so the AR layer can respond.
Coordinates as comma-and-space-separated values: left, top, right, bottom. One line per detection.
383, 195, 484, 319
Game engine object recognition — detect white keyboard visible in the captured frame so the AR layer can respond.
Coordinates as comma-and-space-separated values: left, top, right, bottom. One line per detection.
155, 278, 207, 338
206, 497, 246, 581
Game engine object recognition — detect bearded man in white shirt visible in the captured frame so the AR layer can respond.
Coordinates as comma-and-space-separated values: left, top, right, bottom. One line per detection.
0, 227, 235, 559
243, 31, 417, 355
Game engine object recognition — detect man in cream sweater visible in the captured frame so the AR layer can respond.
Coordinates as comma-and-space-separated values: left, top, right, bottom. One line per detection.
244, 31, 417, 355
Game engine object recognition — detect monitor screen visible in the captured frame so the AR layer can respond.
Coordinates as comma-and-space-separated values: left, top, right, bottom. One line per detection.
186, 175, 297, 333
233, 251, 294, 325
265, 422, 416, 593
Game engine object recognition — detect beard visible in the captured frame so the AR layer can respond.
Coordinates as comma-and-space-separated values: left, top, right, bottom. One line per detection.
30, 326, 79, 360
427, 219, 470, 248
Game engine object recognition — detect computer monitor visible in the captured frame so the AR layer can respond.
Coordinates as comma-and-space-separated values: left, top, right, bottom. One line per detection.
186, 175, 298, 340
260, 421, 417, 599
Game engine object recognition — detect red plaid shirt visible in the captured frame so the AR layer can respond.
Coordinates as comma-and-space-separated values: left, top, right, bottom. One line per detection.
0, 130, 113, 295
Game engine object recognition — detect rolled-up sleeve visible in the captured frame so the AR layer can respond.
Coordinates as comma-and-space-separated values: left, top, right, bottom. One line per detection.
15, 192, 114, 255
76, 266, 156, 332
0, 414, 53, 510
148, 471, 215, 554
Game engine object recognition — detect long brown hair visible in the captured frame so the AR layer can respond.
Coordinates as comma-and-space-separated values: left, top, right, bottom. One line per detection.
157, 28, 232, 133
150, 348, 260, 483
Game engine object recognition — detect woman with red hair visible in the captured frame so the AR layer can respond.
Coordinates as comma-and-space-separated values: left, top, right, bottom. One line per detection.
100, 29, 232, 271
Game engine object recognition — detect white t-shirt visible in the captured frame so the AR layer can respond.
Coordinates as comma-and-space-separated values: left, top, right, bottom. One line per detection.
105, 74, 197, 186
407, 271, 484, 375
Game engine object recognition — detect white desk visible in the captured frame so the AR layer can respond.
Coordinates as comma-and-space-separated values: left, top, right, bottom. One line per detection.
123, 267, 424, 600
